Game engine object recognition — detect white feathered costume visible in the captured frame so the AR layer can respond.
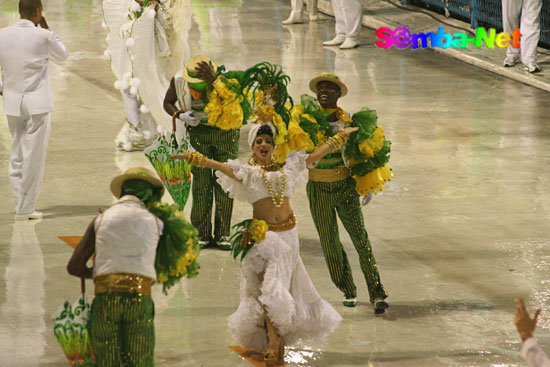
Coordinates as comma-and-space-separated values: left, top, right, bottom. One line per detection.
103, 0, 192, 150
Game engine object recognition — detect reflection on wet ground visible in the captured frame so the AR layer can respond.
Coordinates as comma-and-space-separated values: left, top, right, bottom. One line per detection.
0, 0, 549, 366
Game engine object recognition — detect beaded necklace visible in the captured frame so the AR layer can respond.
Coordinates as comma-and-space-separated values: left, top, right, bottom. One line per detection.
248, 155, 287, 208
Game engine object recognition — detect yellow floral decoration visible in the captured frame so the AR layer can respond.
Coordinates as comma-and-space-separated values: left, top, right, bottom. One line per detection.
358, 126, 385, 158
249, 218, 268, 243
273, 105, 315, 163
272, 114, 288, 145
204, 77, 244, 131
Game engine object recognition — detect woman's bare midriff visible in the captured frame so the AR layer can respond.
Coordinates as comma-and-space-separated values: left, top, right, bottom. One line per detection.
252, 197, 293, 224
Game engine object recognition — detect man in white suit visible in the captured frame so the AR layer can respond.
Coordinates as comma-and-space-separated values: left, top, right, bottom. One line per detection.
0, 0, 68, 220
323, 0, 362, 49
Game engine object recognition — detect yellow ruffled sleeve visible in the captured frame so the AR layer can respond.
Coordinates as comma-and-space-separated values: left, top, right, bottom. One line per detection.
353, 165, 393, 196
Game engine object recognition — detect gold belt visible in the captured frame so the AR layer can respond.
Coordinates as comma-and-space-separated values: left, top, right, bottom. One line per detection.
94, 273, 154, 297
308, 167, 350, 183
264, 213, 297, 232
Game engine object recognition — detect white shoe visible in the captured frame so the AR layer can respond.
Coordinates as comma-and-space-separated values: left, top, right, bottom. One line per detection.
503, 56, 519, 67
340, 38, 359, 49
525, 63, 542, 73
309, 12, 319, 21
15, 211, 43, 220
323, 36, 345, 46
282, 12, 303, 25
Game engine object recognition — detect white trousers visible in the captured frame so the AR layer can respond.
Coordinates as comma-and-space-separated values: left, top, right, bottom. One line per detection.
332, 0, 362, 40
502, 0, 542, 65
7, 99, 51, 214
290, 0, 318, 15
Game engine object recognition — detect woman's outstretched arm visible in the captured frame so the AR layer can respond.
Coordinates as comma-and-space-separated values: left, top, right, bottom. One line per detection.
305, 126, 358, 166
170, 150, 241, 181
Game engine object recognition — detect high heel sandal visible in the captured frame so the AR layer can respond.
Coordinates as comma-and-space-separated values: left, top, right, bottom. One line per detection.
263, 336, 285, 366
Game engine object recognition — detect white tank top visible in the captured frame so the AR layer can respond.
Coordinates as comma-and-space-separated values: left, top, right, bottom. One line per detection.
93, 196, 163, 280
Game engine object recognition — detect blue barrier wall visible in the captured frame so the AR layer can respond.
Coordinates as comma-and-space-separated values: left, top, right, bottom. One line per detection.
400, 0, 550, 48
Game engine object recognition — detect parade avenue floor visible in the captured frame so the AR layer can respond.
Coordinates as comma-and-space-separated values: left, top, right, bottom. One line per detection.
1, 0, 550, 366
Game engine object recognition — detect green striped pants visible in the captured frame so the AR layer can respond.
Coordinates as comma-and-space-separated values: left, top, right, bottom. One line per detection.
188, 124, 239, 240
88, 293, 155, 367
306, 177, 388, 303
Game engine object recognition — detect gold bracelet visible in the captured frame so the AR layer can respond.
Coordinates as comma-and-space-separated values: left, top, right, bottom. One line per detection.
187, 152, 206, 167
327, 131, 348, 152
200, 156, 208, 168
187, 152, 196, 165
326, 136, 342, 152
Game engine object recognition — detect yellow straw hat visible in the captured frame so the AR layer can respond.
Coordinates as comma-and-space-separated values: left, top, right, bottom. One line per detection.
309, 72, 348, 97
110, 167, 165, 198
183, 55, 218, 84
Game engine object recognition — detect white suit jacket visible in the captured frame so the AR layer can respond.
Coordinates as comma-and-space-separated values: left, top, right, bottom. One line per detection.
0, 19, 68, 117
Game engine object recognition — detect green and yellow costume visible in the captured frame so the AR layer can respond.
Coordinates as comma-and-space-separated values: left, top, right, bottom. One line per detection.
87, 177, 199, 366
175, 69, 249, 245
274, 95, 392, 304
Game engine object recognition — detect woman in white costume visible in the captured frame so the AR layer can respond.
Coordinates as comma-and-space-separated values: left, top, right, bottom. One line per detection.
172, 122, 354, 365
103, 0, 192, 150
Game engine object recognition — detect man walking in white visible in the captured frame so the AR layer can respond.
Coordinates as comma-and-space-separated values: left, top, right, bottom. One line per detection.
282, 0, 319, 25
323, 0, 362, 49
0, 0, 68, 219
502, 0, 542, 73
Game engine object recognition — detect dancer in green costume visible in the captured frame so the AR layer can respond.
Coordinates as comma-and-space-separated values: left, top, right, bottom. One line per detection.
305, 72, 389, 313
67, 167, 199, 366
163, 55, 248, 250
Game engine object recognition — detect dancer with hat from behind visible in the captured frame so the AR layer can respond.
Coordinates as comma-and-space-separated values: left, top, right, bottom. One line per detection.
305, 72, 389, 313
67, 166, 200, 366
163, 56, 248, 249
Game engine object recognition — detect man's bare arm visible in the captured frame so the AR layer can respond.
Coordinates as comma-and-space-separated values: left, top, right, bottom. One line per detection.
67, 218, 96, 279
163, 77, 181, 117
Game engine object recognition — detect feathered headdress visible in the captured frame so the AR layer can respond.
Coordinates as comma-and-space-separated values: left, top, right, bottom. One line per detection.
242, 62, 293, 125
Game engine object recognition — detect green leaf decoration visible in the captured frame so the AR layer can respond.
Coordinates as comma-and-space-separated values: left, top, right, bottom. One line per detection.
229, 219, 254, 261
347, 108, 379, 144
149, 203, 200, 294
216, 69, 252, 124
242, 62, 293, 125
349, 140, 392, 177
343, 107, 392, 176
299, 94, 333, 138
298, 117, 320, 146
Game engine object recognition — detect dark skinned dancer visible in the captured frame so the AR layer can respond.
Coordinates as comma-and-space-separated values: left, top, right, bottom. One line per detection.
163, 56, 244, 249
305, 72, 389, 313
